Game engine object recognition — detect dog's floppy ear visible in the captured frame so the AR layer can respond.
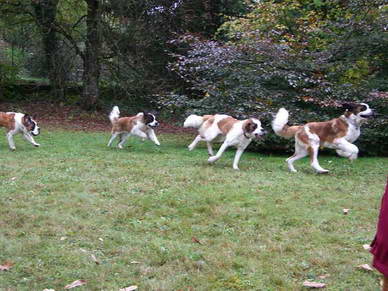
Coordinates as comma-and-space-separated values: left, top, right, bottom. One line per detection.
243, 119, 256, 134
342, 103, 355, 111
22, 114, 33, 127
22, 114, 31, 123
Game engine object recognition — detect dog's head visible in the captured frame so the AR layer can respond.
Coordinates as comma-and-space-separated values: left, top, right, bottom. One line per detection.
342, 102, 374, 122
243, 118, 266, 139
142, 112, 159, 128
22, 114, 40, 136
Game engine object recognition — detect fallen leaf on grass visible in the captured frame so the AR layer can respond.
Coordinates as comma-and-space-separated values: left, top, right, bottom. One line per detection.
363, 244, 371, 251
119, 286, 138, 291
64, 279, 86, 289
358, 264, 373, 271
191, 237, 202, 244
90, 254, 99, 265
60, 236, 67, 241
0, 262, 13, 271
43, 289, 55, 291
130, 261, 140, 264
303, 281, 326, 288
318, 274, 330, 279
343, 208, 349, 215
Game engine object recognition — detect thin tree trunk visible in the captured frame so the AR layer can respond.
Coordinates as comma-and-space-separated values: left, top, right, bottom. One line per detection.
82, 0, 101, 110
32, 0, 64, 99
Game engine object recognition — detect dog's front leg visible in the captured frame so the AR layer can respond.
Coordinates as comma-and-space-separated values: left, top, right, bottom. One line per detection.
232, 143, 250, 170
335, 140, 359, 161
147, 129, 160, 146
133, 129, 148, 140
23, 132, 40, 147
208, 140, 230, 164
6, 130, 17, 151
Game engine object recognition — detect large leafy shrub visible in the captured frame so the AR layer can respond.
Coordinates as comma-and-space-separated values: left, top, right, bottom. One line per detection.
164, 0, 388, 156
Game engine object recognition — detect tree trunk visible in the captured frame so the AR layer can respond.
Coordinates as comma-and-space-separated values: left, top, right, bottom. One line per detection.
81, 0, 101, 110
32, 0, 64, 99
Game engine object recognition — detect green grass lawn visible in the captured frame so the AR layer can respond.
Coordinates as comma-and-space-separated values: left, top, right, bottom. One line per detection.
0, 130, 386, 290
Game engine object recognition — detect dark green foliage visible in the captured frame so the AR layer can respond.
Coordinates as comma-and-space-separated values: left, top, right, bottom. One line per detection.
165, 0, 388, 155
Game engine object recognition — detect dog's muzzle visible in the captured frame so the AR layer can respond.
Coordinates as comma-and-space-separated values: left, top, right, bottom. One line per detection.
148, 121, 159, 128
31, 128, 40, 136
254, 130, 267, 139
360, 111, 375, 119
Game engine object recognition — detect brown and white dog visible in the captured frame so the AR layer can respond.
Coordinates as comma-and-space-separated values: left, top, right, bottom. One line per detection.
184, 114, 265, 170
0, 111, 40, 151
272, 103, 374, 173
107, 106, 160, 148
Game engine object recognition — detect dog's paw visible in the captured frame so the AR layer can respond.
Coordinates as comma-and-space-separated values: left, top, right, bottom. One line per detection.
233, 166, 240, 171
118, 144, 123, 149
188, 145, 194, 151
208, 156, 218, 163
316, 169, 329, 174
34, 143, 40, 147
155, 142, 161, 146
10, 147, 16, 151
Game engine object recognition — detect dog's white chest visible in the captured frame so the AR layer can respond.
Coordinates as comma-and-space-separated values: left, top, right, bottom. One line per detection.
345, 123, 360, 143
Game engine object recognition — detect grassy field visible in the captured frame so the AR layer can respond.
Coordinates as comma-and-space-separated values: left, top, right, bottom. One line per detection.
0, 130, 386, 290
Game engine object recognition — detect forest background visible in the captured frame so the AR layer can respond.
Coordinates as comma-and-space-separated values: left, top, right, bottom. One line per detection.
0, 0, 387, 155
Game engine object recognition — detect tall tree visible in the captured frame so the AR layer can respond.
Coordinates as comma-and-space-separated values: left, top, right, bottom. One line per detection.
81, 0, 101, 109
32, 0, 65, 99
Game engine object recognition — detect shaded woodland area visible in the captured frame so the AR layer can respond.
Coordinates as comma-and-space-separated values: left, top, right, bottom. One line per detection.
0, 0, 387, 154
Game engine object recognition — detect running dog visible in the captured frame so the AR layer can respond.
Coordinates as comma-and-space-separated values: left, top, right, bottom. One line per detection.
184, 114, 265, 170
0, 111, 40, 151
272, 103, 374, 173
107, 106, 160, 148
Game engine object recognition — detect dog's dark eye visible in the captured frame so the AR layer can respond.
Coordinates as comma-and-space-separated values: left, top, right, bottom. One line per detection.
360, 105, 367, 111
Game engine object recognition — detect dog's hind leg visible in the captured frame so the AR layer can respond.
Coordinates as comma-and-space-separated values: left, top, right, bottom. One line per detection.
309, 143, 329, 174
206, 142, 214, 156
117, 133, 131, 149
107, 133, 119, 147
6, 130, 17, 151
188, 135, 203, 151
301, 125, 329, 174
286, 141, 308, 172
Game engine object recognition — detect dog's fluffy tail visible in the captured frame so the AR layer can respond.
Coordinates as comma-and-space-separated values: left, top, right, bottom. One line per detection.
183, 114, 204, 128
272, 108, 301, 139
109, 106, 120, 124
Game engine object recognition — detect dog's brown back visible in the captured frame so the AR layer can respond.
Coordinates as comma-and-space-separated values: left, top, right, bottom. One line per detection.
0, 112, 15, 130
111, 115, 142, 133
